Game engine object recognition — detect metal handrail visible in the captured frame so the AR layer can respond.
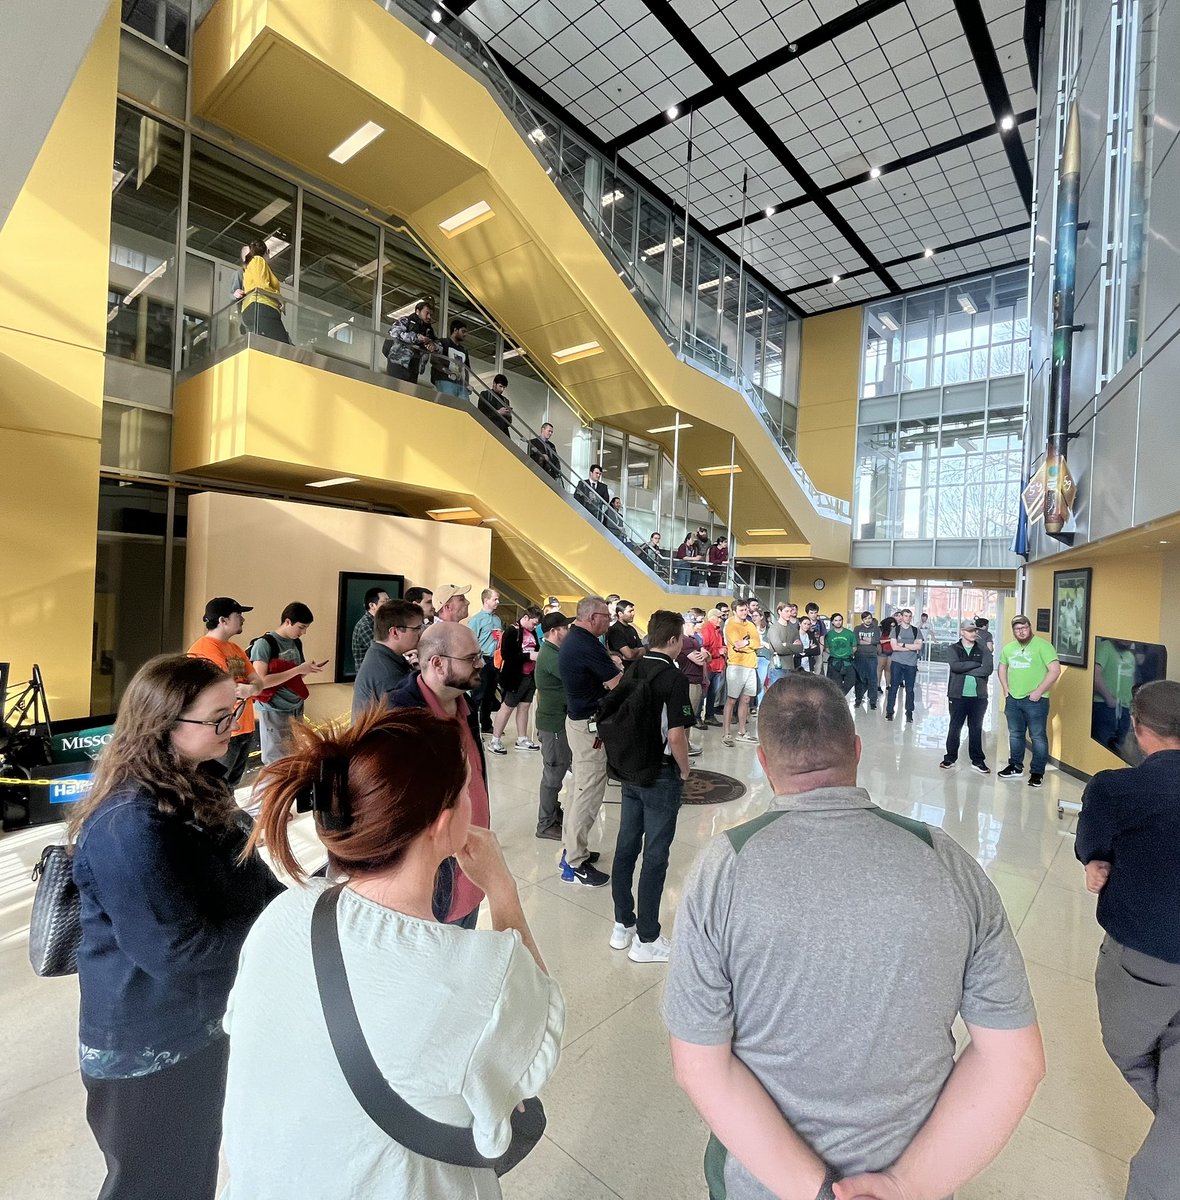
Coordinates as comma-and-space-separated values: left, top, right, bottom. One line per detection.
377, 0, 850, 525
185, 291, 739, 592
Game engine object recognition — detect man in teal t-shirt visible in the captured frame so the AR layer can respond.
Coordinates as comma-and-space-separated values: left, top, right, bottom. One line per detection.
823, 614, 857, 696
997, 614, 1062, 787
248, 602, 325, 764
467, 588, 502, 733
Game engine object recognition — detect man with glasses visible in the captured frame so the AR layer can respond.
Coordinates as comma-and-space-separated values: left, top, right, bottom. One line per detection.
559, 596, 623, 886
389, 622, 489, 928
351, 599, 425, 720
998, 614, 1061, 788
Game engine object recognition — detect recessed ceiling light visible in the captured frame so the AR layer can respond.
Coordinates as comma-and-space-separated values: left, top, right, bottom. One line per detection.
646, 422, 694, 434
698, 464, 742, 477
1000, 113, 1015, 131
764, 206, 775, 217
552, 341, 603, 364
869, 166, 881, 179
328, 120, 385, 164
745, 527, 787, 536
439, 200, 494, 237
667, 105, 679, 119
924, 247, 935, 258
430, 8, 442, 20
832, 274, 841, 284
528, 128, 546, 143
307, 476, 359, 489
250, 198, 291, 225
601, 189, 625, 205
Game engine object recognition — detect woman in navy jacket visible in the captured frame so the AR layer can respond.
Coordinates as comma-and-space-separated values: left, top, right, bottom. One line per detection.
69, 654, 282, 1200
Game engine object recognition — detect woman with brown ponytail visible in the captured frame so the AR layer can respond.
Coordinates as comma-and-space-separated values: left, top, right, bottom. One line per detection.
220, 706, 564, 1199
69, 654, 283, 1200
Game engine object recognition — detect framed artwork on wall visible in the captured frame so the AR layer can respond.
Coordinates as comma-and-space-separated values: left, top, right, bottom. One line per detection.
1051, 567, 1091, 667
335, 572, 404, 683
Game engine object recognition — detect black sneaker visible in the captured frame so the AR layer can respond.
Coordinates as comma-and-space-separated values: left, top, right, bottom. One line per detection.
571, 863, 610, 887
939, 760, 955, 770
1028, 772, 1044, 788
971, 763, 991, 775
905, 713, 914, 723
885, 713, 893, 721
998, 765, 1023, 780
586, 851, 601, 865
535, 825, 563, 841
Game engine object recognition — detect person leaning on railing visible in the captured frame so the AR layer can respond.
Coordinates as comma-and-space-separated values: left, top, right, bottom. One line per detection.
241, 240, 291, 344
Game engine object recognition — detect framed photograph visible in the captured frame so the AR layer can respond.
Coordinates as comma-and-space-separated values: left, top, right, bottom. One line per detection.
1051, 567, 1091, 667
335, 572, 404, 683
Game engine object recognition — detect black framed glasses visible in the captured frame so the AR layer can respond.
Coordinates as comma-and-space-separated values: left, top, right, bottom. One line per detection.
437, 652, 485, 666
176, 699, 246, 736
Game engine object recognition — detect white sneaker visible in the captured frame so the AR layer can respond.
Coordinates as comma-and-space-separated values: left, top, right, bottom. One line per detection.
688, 743, 702, 756
514, 737, 540, 751
628, 934, 672, 964
740, 731, 759, 744
490, 737, 507, 755
609, 922, 636, 950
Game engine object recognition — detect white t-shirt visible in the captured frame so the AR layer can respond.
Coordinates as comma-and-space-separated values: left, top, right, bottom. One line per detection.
222, 881, 564, 1199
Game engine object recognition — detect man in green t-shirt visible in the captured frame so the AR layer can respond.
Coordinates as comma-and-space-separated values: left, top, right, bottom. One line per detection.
823, 613, 857, 696
997, 614, 1062, 787
1092, 637, 1136, 753
534, 612, 572, 840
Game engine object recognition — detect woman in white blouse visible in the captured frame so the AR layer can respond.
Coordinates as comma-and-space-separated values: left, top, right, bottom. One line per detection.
221, 707, 564, 1199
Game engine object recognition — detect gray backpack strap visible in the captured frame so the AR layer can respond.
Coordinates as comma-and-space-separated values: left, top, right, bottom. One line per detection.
724, 809, 790, 853
867, 806, 934, 848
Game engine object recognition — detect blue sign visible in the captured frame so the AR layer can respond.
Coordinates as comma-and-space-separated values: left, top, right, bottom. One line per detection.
48, 774, 94, 804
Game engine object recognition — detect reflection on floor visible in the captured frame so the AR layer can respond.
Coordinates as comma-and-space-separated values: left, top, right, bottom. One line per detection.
0, 667, 1149, 1198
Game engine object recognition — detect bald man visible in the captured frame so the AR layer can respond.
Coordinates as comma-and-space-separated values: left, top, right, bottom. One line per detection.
388, 621, 489, 929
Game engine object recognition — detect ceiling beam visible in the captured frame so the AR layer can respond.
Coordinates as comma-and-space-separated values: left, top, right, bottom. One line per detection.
952, 0, 1033, 213
709, 108, 1036, 238
606, 0, 906, 154
638, 0, 899, 293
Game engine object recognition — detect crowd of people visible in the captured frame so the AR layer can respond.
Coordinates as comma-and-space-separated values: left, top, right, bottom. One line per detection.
59, 581, 1176, 1200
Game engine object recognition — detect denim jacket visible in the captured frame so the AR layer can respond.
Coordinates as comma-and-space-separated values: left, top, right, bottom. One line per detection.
72, 783, 282, 1076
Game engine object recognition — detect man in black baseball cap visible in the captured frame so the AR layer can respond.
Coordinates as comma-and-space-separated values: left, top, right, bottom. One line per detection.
203, 597, 254, 623
189, 598, 257, 786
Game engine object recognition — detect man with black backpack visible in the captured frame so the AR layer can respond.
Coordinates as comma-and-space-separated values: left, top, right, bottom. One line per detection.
599, 610, 695, 964
247, 602, 327, 763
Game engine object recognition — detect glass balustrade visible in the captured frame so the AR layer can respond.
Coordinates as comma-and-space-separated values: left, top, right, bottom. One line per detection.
375, 0, 850, 524
185, 290, 741, 592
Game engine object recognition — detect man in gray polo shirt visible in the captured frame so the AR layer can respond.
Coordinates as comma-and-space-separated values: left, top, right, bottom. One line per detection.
663, 673, 1044, 1200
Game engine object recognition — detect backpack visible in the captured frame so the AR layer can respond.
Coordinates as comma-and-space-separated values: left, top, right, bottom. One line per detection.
596, 659, 673, 786
248, 633, 305, 704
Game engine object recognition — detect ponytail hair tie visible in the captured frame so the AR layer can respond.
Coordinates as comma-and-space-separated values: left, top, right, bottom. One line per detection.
295, 753, 352, 831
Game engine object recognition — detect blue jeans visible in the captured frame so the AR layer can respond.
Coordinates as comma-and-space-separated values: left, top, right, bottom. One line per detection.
675, 565, 693, 585
752, 655, 770, 707
886, 662, 917, 717
1005, 695, 1050, 773
705, 670, 725, 719
612, 763, 683, 942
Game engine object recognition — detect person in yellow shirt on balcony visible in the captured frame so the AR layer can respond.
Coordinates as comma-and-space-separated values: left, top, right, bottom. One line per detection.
241, 240, 290, 344
723, 598, 761, 747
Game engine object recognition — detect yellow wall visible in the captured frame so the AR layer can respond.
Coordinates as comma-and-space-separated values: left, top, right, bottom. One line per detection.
1025, 550, 1166, 777
0, 5, 118, 718
796, 307, 862, 503
184, 491, 493, 719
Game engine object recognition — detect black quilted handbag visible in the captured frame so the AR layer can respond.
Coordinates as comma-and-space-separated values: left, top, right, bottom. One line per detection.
28, 844, 82, 977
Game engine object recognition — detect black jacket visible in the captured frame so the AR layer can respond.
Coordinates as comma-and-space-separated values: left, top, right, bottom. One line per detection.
477, 389, 511, 434
946, 639, 993, 699
498, 623, 537, 692
528, 435, 561, 480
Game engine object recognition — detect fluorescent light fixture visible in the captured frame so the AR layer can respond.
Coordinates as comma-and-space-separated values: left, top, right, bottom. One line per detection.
745, 527, 787, 536
667, 105, 679, 118
958, 294, 977, 315
646, 422, 694, 434
831, 274, 841, 284
250, 198, 291, 225
502, 347, 524, 361
642, 236, 682, 257
697, 464, 742, 477
264, 235, 289, 256
123, 260, 169, 305
764, 206, 775, 217
528, 128, 546, 143
879, 312, 900, 332
307, 476, 359, 489
601, 189, 625, 205
426, 506, 484, 521
439, 200, 494, 237
328, 120, 385, 164
697, 274, 732, 292
745, 307, 766, 320
353, 257, 381, 278
1000, 113, 1015, 131
427, 506, 475, 514
431, 8, 442, 20
924, 247, 935, 258
552, 340, 603, 364
869, 166, 881, 179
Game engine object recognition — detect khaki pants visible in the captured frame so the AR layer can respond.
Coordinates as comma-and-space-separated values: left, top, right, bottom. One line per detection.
565, 716, 608, 869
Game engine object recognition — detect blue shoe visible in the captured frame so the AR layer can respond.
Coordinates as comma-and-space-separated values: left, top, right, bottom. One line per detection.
559, 850, 575, 882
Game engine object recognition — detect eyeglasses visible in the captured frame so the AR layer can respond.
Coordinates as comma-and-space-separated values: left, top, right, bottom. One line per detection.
176, 699, 246, 736
397, 623, 425, 633
437, 652, 485, 666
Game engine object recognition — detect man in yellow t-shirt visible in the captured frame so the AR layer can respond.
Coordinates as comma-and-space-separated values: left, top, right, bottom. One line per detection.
723, 599, 761, 746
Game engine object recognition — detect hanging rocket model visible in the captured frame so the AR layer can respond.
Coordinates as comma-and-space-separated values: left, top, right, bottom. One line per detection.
1041, 101, 1081, 536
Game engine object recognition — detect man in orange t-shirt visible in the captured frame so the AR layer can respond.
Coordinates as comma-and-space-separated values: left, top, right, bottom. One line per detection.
188, 596, 263, 786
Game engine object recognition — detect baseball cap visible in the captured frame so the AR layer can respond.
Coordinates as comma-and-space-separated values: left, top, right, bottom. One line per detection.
541, 612, 571, 633
203, 597, 253, 622
433, 583, 471, 609
1012, 613, 1032, 626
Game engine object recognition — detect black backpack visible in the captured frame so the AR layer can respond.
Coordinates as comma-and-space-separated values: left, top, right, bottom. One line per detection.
597, 659, 673, 786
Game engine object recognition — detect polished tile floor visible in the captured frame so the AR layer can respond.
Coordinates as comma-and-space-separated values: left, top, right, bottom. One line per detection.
0, 667, 1149, 1198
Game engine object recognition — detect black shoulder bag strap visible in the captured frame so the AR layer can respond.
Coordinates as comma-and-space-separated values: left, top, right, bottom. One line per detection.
310, 886, 545, 1175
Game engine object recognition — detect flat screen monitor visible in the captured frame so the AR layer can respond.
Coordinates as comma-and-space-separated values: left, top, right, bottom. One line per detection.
1091, 636, 1169, 765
